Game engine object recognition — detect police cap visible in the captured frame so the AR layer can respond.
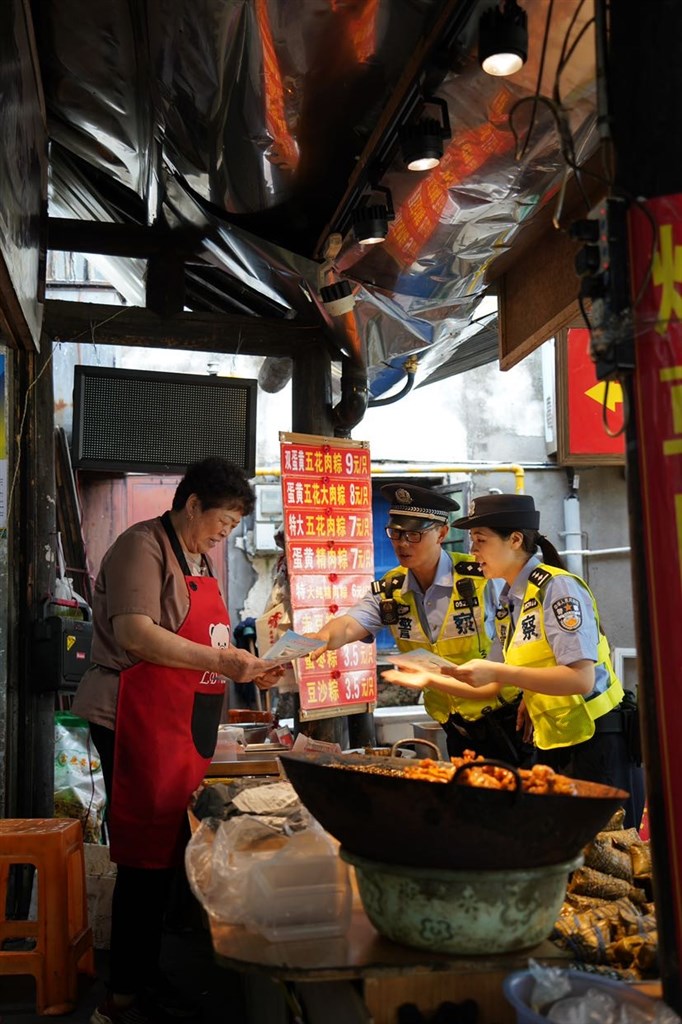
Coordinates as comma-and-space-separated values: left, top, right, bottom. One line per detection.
381, 483, 460, 532
453, 493, 540, 531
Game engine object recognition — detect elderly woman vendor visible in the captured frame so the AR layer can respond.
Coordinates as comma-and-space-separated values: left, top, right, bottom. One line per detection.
73, 457, 282, 1024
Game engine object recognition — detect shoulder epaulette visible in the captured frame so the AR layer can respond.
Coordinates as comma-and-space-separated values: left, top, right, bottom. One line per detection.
528, 566, 552, 589
371, 572, 405, 595
454, 560, 485, 578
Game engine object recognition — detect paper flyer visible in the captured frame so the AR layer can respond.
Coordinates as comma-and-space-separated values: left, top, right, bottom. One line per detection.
262, 629, 322, 665
388, 649, 454, 671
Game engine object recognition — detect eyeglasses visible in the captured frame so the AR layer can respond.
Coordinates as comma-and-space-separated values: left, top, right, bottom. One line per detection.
385, 525, 437, 544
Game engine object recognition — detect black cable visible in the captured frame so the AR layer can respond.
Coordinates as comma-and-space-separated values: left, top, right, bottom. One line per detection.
82, 726, 98, 843
555, 19, 594, 99
516, 0, 555, 161
601, 375, 630, 440
557, 0, 588, 73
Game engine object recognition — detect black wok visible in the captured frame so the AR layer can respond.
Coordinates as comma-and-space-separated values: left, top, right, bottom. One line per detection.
279, 751, 627, 870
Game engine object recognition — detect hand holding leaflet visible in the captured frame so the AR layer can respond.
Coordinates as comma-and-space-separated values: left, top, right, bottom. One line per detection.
262, 629, 323, 665
389, 648, 454, 671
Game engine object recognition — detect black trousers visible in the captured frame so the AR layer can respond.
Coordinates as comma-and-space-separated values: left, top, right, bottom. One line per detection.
443, 697, 533, 767
535, 730, 646, 831
90, 722, 175, 996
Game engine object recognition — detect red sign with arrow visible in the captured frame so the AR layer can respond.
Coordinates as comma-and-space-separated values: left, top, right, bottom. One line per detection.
566, 327, 626, 459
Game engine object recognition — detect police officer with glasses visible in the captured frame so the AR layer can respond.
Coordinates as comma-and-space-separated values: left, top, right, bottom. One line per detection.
310, 483, 525, 763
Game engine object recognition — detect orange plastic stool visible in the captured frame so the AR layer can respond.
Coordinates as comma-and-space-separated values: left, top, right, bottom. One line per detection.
0, 818, 95, 1014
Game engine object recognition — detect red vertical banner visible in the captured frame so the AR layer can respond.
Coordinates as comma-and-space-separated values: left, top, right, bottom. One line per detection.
629, 195, 682, 960
280, 432, 376, 719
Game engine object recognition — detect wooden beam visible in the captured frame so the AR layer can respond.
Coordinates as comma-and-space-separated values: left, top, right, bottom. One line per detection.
497, 225, 582, 370
42, 300, 325, 358
490, 149, 607, 370
313, 0, 467, 254
47, 218, 168, 259
0, 255, 42, 353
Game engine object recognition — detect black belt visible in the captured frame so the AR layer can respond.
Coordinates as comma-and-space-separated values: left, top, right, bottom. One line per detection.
593, 706, 626, 734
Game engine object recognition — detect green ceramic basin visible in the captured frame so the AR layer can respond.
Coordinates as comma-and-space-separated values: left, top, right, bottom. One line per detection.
341, 848, 582, 955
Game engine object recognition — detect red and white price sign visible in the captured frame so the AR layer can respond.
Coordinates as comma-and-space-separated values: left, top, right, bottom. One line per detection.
280, 432, 376, 718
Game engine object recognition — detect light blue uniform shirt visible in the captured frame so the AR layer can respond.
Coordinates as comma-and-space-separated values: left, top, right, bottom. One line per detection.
347, 549, 500, 645
487, 554, 610, 698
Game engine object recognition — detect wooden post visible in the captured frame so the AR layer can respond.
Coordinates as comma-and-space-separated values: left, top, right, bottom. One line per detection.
8, 342, 56, 816
609, 1, 682, 1010
290, 348, 353, 746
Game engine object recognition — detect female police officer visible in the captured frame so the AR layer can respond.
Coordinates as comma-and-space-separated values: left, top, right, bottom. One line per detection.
383, 492, 644, 827
309, 483, 524, 763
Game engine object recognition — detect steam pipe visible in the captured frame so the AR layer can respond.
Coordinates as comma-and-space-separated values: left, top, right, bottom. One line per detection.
332, 357, 369, 437
367, 356, 418, 409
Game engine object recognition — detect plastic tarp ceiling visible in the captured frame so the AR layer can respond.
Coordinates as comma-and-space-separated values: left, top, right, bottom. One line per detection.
36, 0, 597, 395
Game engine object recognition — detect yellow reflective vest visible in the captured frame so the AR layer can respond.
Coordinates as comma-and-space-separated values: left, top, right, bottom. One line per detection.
498, 564, 624, 749
382, 553, 519, 723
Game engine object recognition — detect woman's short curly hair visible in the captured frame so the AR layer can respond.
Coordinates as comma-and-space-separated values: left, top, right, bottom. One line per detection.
172, 458, 255, 515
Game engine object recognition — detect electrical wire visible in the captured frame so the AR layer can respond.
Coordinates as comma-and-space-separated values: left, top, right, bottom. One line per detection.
556, 0, 588, 74
5, 305, 129, 530
4, 348, 56, 528
601, 376, 629, 440
515, 0, 555, 161
81, 726, 99, 842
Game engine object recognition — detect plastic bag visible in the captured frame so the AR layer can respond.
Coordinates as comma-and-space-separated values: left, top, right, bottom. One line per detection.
54, 711, 107, 843
186, 815, 289, 925
185, 810, 351, 940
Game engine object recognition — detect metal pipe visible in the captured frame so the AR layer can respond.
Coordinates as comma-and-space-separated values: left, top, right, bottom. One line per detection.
562, 493, 584, 577
256, 462, 526, 492
558, 546, 631, 557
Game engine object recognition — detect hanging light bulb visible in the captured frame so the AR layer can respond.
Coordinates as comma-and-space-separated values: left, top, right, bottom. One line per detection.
351, 185, 395, 245
399, 98, 452, 172
478, 0, 528, 77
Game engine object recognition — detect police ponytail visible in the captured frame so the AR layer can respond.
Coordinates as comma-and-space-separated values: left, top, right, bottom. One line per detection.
535, 532, 566, 570
490, 527, 566, 570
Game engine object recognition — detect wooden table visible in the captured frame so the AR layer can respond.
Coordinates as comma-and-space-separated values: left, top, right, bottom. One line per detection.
210, 906, 571, 1024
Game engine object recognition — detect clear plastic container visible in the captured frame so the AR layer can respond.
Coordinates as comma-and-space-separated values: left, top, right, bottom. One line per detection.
245, 831, 352, 942
212, 725, 245, 761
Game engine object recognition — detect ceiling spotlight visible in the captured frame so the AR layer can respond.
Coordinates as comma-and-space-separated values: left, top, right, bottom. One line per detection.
351, 184, 395, 245
319, 280, 355, 317
478, 0, 528, 77
400, 98, 452, 172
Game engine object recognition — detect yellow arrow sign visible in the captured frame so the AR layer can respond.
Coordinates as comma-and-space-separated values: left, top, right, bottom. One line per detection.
584, 380, 623, 412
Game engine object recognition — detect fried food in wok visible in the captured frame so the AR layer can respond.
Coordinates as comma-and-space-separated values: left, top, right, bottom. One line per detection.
333, 748, 579, 794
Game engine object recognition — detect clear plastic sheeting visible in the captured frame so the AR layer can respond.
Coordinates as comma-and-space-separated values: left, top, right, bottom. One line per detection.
36, 0, 598, 393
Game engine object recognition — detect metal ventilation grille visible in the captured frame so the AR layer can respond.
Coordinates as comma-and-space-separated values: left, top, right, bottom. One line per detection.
72, 366, 257, 474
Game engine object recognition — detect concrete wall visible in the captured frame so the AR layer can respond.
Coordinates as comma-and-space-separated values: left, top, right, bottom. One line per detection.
355, 346, 636, 657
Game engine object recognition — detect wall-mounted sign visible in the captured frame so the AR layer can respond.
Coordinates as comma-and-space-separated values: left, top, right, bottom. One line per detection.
556, 327, 626, 465
280, 432, 376, 721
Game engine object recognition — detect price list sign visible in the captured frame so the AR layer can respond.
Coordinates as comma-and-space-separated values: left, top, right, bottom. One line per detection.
280, 432, 376, 719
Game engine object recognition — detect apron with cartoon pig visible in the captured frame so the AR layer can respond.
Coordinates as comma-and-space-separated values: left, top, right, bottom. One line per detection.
109, 512, 228, 868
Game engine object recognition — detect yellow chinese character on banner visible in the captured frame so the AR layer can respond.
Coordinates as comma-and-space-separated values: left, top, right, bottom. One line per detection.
653, 224, 682, 334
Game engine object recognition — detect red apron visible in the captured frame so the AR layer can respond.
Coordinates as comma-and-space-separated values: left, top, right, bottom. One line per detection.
109, 515, 228, 868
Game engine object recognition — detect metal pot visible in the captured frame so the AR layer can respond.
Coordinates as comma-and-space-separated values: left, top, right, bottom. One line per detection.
411, 721, 449, 760
279, 750, 628, 871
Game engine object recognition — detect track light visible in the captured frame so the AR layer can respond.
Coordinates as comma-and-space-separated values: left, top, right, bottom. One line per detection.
478, 0, 528, 77
400, 98, 451, 172
352, 185, 395, 245
319, 280, 355, 317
